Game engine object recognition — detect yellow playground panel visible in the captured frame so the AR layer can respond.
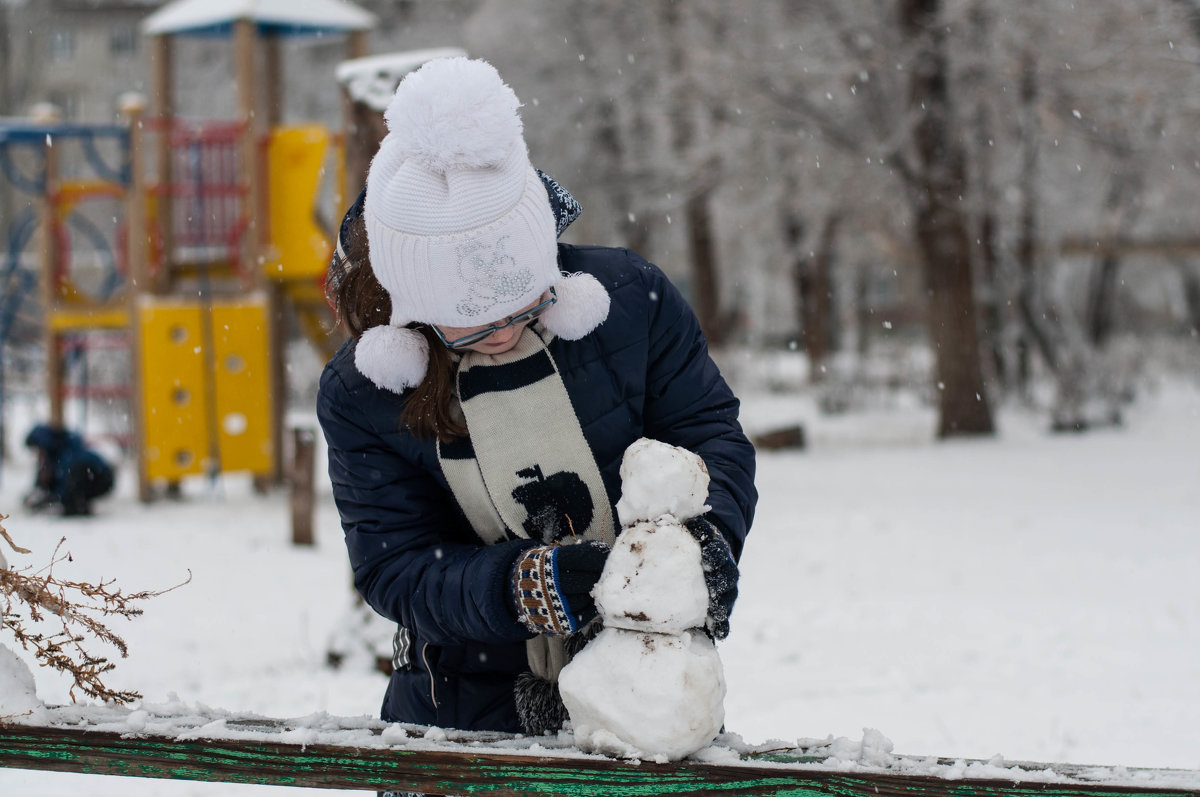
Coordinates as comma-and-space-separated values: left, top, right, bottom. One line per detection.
266, 123, 346, 359
267, 124, 338, 284
137, 295, 274, 482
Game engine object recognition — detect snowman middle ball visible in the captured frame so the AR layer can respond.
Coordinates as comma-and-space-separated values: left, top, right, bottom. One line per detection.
593, 522, 709, 635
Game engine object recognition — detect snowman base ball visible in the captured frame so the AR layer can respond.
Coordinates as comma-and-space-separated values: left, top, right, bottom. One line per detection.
559, 628, 725, 761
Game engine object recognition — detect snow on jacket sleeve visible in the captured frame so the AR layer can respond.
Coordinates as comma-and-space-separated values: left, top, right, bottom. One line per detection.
636, 257, 757, 559
317, 356, 536, 648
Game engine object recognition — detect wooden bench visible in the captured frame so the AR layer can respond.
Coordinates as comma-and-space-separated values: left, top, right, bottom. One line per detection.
2, 705, 1197, 795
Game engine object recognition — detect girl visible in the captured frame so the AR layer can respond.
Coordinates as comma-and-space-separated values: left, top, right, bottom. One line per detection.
317, 57, 756, 737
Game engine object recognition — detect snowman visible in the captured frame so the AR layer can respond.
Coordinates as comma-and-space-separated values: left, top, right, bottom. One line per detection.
558, 438, 726, 761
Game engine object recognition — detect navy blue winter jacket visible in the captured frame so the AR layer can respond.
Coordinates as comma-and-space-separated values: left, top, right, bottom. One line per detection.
317, 243, 756, 732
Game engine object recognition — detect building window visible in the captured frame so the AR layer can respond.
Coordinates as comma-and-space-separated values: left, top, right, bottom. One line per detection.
111, 24, 138, 57
50, 28, 76, 62
47, 91, 80, 121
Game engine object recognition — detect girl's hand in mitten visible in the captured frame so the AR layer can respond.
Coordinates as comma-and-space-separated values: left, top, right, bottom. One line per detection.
684, 516, 740, 640
513, 540, 610, 636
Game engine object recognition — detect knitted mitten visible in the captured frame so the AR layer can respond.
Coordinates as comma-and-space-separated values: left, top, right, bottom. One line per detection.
513, 540, 610, 636
684, 515, 740, 640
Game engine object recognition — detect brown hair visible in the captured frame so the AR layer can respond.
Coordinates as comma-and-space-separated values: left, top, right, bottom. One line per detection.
326, 211, 467, 442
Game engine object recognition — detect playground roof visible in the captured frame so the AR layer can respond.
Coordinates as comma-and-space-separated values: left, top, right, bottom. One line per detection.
141, 0, 376, 38
336, 48, 469, 111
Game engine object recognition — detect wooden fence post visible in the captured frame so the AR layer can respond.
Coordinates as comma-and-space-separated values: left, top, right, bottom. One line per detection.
290, 426, 315, 546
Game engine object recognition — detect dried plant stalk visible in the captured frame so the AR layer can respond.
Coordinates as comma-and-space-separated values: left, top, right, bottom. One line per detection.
1, 513, 189, 705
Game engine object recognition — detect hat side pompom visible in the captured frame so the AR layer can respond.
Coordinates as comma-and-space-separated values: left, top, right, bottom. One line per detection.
355, 325, 430, 394
385, 57, 523, 174
540, 272, 611, 341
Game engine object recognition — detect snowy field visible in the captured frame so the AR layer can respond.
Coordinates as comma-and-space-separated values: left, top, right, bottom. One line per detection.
1, 370, 1198, 795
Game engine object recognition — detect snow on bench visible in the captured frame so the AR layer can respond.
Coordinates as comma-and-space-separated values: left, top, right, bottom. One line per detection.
2, 703, 1198, 796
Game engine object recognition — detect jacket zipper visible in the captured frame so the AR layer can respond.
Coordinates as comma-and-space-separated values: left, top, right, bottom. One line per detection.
421, 643, 438, 710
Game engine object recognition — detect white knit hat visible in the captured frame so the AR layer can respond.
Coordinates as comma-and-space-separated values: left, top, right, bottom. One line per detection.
355, 57, 610, 393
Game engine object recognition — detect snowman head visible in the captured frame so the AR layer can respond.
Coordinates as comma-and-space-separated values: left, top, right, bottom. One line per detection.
615, 438, 711, 526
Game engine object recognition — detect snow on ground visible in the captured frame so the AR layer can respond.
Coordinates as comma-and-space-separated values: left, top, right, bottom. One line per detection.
1, 374, 1198, 795
725, 378, 1200, 772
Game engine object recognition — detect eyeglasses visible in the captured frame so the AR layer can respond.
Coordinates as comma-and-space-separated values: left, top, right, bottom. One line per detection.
432, 287, 557, 349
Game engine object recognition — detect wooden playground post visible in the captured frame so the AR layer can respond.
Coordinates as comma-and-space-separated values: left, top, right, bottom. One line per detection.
148, 33, 173, 294
122, 99, 149, 293
234, 18, 265, 260
146, 31, 178, 498
261, 34, 289, 489
235, 17, 285, 486
121, 94, 153, 503
37, 127, 63, 428
347, 29, 369, 60
264, 32, 284, 128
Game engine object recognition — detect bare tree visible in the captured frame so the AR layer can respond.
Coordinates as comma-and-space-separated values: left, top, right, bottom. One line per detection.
1012, 51, 1063, 389
961, 2, 1013, 394
661, 2, 727, 344
460, 0, 1200, 433
1169, 0, 1200, 337
896, 0, 994, 435
789, 208, 842, 382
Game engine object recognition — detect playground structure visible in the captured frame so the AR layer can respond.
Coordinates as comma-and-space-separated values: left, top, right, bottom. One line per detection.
0, 0, 378, 500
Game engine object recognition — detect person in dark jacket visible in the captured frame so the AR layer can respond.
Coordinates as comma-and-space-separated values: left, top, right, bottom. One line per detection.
23, 423, 115, 516
317, 57, 756, 739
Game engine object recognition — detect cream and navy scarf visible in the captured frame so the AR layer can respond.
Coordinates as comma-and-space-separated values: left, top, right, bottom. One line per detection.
436, 325, 615, 734
437, 326, 615, 547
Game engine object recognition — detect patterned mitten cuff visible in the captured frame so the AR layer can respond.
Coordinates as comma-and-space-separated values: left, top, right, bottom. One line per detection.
684, 515, 740, 640
513, 541, 609, 636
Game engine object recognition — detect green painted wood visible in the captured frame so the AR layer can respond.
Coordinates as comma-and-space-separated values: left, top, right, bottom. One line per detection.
1, 725, 1197, 796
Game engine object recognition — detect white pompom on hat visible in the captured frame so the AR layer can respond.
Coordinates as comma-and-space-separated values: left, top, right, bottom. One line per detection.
356, 57, 610, 393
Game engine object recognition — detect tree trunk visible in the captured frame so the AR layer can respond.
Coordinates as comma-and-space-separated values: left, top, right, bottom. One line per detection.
1172, 2, 1200, 336
967, 2, 1007, 392
791, 211, 841, 382
855, 264, 872, 359
977, 202, 1007, 391
898, 0, 994, 437
1014, 52, 1060, 390
685, 191, 725, 346
1085, 253, 1121, 346
0, 4, 9, 461
1176, 261, 1200, 336
1082, 155, 1143, 349
1174, 0, 1200, 40
663, 1, 726, 346
594, 104, 651, 256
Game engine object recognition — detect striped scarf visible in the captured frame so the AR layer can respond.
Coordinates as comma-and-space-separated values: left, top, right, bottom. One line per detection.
437, 327, 615, 548
436, 325, 616, 734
